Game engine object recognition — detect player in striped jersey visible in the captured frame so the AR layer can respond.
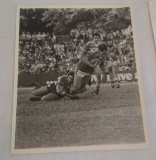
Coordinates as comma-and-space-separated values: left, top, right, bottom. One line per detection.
70, 33, 107, 95
79, 33, 106, 94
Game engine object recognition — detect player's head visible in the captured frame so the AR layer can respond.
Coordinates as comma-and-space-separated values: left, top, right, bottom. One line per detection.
67, 71, 74, 84
93, 33, 101, 43
107, 39, 113, 47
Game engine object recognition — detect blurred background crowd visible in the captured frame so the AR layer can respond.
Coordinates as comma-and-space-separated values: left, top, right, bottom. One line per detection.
18, 8, 136, 74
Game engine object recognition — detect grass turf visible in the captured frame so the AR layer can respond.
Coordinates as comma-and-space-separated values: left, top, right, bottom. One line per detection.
15, 83, 145, 149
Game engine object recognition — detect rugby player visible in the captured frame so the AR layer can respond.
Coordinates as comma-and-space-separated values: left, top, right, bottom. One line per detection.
70, 33, 107, 95
106, 39, 120, 88
30, 71, 79, 101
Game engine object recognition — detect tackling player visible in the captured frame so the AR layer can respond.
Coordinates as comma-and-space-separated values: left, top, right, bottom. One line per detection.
30, 71, 79, 101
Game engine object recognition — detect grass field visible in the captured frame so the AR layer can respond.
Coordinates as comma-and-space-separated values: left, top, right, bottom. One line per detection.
15, 83, 145, 149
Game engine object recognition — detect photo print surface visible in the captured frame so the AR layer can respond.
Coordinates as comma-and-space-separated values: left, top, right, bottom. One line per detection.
12, 5, 148, 154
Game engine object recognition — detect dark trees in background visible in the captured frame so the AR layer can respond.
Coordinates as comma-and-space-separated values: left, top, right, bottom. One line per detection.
20, 9, 50, 33
20, 7, 132, 34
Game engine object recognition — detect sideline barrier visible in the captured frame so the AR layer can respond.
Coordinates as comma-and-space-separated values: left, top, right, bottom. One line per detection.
18, 73, 62, 87
18, 68, 137, 87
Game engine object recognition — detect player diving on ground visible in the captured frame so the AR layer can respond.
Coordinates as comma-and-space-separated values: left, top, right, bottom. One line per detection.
30, 71, 79, 101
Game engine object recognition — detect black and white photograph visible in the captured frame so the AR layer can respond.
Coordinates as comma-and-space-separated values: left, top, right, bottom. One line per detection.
12, 5, 147, 154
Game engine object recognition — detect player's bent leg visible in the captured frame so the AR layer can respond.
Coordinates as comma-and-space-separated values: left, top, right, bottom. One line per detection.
111, 64, 120, 88
110, 73, 116, 88
30, 86, 49, 101
70, 74, 91, 94
80, 75, 91, 89
70, 74, 84, 94
41, 93, 61, 101
93, 65, 102, 75
32, 86, 49, 96
92, 65, 102, 95
77, 75, 91, 93
94, 74, 101, 95
109, 65, 115, 88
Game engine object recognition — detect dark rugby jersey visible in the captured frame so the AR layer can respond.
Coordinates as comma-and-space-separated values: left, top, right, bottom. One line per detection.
78, 50, 105, 74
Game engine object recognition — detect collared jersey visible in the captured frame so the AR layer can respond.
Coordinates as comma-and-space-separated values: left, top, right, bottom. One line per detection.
83, 41, 102, 56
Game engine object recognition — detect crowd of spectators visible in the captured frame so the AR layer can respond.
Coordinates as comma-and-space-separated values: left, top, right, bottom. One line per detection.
18, 25, 136, 74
